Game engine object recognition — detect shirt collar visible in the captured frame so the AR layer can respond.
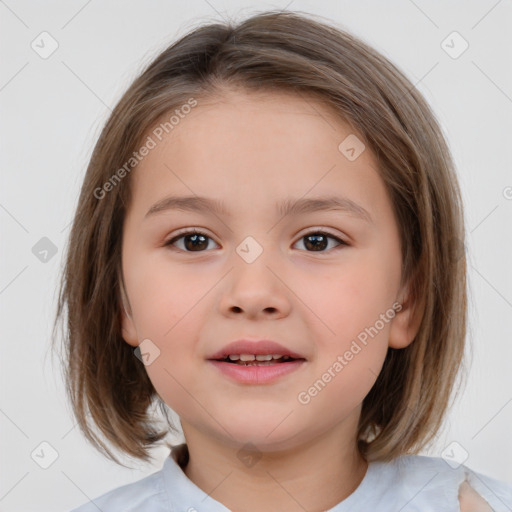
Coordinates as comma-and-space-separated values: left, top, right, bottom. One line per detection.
162, 443, 231, 511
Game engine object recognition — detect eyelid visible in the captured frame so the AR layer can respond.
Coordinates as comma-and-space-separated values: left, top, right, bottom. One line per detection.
164, 227, 347, 242
295, 226, 348, 242
164, 227, 218, 246
164, 226, 350, 253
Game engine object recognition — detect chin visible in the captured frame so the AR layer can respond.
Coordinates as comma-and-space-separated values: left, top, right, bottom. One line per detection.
210, 413, 307, 452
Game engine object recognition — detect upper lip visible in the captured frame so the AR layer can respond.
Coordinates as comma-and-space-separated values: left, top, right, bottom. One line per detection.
207, 339, 306, 360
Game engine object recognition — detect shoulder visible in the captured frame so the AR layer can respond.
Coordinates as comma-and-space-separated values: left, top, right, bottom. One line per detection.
69, 468, 168, 512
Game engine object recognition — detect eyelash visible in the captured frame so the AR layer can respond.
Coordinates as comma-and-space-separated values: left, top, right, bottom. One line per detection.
164, 229, 348, 253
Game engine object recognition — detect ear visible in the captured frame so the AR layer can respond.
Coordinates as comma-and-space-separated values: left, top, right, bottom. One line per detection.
388, 276, 425, 349
119, 281, 139, 347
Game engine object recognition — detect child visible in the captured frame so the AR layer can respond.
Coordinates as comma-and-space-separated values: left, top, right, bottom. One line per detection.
54, 9, 512, 512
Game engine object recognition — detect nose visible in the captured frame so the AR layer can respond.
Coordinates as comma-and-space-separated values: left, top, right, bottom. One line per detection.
218, 254, 291, 320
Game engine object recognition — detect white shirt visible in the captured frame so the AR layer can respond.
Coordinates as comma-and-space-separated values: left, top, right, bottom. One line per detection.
70, 443, 512, 511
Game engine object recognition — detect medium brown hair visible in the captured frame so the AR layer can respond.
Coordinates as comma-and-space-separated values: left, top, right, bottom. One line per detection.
52, 9, 468, 466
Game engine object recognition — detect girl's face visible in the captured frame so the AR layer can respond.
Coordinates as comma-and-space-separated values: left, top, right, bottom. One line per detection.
120, 90, 418, 452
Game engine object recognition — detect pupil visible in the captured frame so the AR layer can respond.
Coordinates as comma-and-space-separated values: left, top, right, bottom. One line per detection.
305, 234, 327, 251
185, 234, 208, 251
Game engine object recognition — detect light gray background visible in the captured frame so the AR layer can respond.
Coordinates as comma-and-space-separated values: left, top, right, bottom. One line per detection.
1, 1, 511, 511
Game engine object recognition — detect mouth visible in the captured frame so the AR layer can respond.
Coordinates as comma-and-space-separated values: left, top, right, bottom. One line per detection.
207, 339, 306, 362
208, 354, 306, 385
213, 354, 305, 366
206, 339, 307, 384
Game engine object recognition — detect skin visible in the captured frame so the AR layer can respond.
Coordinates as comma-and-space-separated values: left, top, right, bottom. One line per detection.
458, 481, 493, 511
120, 89, 423, 512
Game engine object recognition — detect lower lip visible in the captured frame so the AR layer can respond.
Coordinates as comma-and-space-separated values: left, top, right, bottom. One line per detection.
208, 360, 306, 384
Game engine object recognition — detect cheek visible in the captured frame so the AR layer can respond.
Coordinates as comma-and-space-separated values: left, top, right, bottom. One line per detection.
123, 256, 212, 409
300, 251, 397, 402
143, 354, 198, 417
308, 254, 398, 342
126, 253, 211, 335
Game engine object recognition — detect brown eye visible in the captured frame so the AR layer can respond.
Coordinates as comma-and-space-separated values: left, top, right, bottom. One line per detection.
164, 229, 347, 253
294, 231, 347, 252
165, 231, 218, 252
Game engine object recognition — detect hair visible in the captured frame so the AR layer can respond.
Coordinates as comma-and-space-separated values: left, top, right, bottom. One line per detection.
52, 9, 468, 466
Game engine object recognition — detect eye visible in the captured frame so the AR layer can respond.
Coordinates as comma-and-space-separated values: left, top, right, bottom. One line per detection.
293, 230, 348, 252
164, 229, 348, 253
164, 230, 219, 252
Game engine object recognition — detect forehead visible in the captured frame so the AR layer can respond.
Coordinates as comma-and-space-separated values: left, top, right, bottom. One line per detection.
127, 89, 389, 223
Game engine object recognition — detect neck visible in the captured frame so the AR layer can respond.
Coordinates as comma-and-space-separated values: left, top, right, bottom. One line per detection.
180, 420, 368, 512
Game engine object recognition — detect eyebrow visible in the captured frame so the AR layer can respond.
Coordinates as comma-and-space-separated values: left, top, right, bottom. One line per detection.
144, 195, 373, 224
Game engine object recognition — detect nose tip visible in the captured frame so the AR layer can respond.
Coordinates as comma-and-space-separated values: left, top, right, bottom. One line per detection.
219, 255, 292, 320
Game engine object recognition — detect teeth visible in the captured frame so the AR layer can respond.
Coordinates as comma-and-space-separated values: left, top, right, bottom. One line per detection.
255, 354, 273, 361
227, 354, 291, 361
